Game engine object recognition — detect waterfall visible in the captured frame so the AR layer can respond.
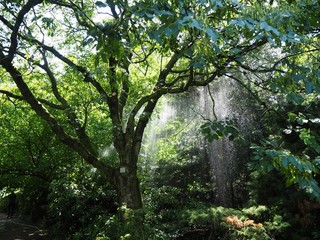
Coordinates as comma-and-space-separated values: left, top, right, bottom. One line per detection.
202, 79, 237, 207
141, 98, 176, 168
142, 77, 252, 207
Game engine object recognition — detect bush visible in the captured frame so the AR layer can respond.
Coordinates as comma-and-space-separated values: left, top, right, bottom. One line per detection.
175, 205, 289, 240
47, 166, 117, 240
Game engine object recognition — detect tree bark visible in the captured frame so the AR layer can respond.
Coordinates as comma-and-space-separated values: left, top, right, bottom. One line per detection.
115, 166, 142, 210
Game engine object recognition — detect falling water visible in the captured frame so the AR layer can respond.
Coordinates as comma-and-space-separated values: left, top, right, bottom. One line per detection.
142, 77, 252, 207
141, 98, 177, 168
202, 79, 237, 207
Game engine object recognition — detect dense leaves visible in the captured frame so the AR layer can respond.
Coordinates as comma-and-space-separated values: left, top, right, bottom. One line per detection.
201, 119, 239, 141
0, 0, 285, 209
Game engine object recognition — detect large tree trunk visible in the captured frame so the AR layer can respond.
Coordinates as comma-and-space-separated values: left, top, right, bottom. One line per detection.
115, 166, 142, 210
112, 135, 145, 210
110, 97, 159, 210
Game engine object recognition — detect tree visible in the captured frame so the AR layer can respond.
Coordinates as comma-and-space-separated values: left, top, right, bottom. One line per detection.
0, 99, 78, 220
248, 44, 320, 199
0, 105, 59, 185
0, 0, 310, 209
241, 0, 320, 200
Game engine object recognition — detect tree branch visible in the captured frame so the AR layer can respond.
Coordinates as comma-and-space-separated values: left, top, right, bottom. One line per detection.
0, 53, 116, 184
0, 90, 24, 100
0, 168, 51, 182
8, 0, 44, 61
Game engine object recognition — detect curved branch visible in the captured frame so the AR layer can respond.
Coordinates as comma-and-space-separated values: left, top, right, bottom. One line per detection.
1, 11, 110, 103
0, 88, 65, 109
0, 54, 116, 183
8, 0, 44, 61
0, 168, 52, 182
223, 73, 287, 122
40, 50, 68, 106
0, 89, 24, 100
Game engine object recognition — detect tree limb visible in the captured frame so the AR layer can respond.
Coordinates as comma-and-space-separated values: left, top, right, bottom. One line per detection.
7, 0, 44, 61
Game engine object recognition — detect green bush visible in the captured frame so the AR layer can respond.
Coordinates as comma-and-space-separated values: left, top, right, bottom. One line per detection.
47, 166, 117, 240
176, 205, 289, 240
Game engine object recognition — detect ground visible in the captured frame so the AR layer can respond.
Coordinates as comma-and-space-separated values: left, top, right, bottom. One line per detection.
0, 213, 48, 240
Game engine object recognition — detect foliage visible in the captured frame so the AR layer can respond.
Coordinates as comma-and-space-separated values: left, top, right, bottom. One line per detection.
0, 0, 320, 239
47, 164, 117, 239
176, 205, 288, 239
83, 202, 289, 240
247, 166, 320, 240
0, 99, 73, 222
250, 138, 320, 200
246, 48, 320, 201
201, 118, 240, 141
1, 0, 308, 210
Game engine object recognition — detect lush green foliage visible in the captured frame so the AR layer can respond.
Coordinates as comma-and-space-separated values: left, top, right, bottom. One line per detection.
47, 165, 117, 239
1, 0, 320, 239
0, 100, 74, 221
247, 39, 320, 200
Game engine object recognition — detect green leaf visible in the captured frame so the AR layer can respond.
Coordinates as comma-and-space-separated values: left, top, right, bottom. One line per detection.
281, 157, 289, 167
230, 19, 245, 27
285, 177, 295, 187
266, 149, 280, 158
156, 10, 174, 16
314, 157, 320, 168
280, 34, 287, 42
293, 74, 303, 82
207, 135, 215, 142
305, 80, 316, 94
206, 28, 218, 41
288, 112, 297, 121
95, 1, 107, 8
260, 21, 271, 31
189, 19, 203, 30
190, 57, 206, 68
270, 27, 280, 36
286, 93, 304, 105
177, 16, 192, 25
267, 163, 274, 172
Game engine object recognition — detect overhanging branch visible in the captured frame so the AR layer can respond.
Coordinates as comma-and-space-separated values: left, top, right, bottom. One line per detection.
7, 0, 44, 61
0, 89, 24, 100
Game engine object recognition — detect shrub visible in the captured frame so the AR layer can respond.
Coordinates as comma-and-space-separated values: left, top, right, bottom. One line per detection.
177, 205, 289, 240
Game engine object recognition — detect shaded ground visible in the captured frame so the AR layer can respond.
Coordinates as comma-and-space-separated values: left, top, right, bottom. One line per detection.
0, 213, 48, 240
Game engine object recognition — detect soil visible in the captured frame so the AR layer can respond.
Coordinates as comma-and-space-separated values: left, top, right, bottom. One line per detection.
0, 213, 48, 240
